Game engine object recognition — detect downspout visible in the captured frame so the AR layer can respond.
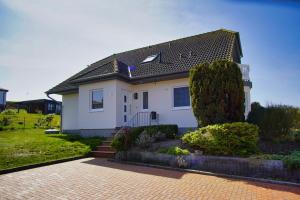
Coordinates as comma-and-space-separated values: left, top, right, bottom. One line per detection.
46, 93, 62, 133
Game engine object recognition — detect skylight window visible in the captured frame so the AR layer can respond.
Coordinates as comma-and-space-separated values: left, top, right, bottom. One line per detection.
141, 54, 158, 63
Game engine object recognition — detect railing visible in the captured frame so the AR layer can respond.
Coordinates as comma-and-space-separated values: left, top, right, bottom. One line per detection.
114, 111, 159, 137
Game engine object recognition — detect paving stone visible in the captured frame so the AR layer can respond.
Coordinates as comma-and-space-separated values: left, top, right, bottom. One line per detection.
0, 158, 299, 200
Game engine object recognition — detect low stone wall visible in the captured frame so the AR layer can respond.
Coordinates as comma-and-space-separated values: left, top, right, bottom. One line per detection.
116, 150, 300, 183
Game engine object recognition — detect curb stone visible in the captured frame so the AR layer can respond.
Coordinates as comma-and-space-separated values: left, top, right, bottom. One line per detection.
108, 159, 300, 187
0, 155, 89, 175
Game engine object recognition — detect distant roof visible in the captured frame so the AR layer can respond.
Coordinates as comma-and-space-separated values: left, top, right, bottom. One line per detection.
18, 99, 62, 104
47, 29, 243, 94
0, 87, 8, 92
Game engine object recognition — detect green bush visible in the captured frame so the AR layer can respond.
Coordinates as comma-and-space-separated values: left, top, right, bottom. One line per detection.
182, 122, 259, 156
283, 151, 300, 170
158, 146, 190, 155
1, 109, 17, 115
251, 151, 300, 170
247, 103, 300, 141
189, 60, 245, 127
111, 125, 178, 151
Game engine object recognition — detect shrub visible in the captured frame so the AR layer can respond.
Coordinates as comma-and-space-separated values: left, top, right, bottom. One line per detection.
111, 125, 178, 151
144, 125, 178, 139
135, 130, 155, 149
283, 151, 300, 170
182, 122, 259, 156
158, 146, 190, 155
1, 109, 17, 115
0, 116, 13, 126
251, 151, 300, 170
247, 103, 299, 141
189, 60, 245, 127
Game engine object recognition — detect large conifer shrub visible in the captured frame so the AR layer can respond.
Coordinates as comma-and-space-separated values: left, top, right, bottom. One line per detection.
189, 60, 245, 126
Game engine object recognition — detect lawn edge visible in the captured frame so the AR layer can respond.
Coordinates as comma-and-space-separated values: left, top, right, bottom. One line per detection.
108, 159, 300, 187
0, 155, 89, 175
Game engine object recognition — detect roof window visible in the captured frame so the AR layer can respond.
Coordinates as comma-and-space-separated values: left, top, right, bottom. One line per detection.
141, 54, 158, 63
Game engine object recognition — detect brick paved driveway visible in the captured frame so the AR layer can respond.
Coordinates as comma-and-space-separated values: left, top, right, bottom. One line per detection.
0, 158, 299, 200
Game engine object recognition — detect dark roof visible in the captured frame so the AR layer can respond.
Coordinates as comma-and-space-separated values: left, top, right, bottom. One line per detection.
0, 87, 8, 92
47, 29, 243, 94
18, 99, 62, 104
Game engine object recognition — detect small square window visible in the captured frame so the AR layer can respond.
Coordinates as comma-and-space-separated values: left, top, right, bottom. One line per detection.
173, 87, 190, 108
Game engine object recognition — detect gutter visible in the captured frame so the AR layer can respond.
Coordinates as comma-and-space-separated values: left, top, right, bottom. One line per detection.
46, 93, 62, 133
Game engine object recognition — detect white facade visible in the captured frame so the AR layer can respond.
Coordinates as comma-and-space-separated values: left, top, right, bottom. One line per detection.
62, 65, 251, 135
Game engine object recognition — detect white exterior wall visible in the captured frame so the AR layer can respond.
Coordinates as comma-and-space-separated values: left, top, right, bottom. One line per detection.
78, 80, 117, 129
244, 86, 251, 117
115, 78, 198, 128
62, 71, 251, 131
62, 93, 78, 130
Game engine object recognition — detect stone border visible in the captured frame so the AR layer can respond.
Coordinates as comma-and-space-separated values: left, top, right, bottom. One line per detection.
0, 155, 88, 175
109, 159, 300, 187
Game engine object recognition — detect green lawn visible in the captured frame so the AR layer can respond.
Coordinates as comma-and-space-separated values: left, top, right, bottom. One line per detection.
0, 129, 102, 170
0, 109, 60, 129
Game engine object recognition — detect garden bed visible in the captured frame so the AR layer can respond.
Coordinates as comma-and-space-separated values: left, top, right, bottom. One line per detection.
116, 150, 300, 183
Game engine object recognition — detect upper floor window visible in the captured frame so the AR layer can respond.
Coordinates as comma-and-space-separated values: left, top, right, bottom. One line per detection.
173, 87, 190, 108
90, 89, 104, 111
141, 54, 158, 63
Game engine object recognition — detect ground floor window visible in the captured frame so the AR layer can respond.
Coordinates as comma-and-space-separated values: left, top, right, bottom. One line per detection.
173, 86, 190, 108
90, 89, 104, 111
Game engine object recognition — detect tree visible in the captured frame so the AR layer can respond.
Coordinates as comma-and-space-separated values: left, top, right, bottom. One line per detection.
189, 60, 245, 126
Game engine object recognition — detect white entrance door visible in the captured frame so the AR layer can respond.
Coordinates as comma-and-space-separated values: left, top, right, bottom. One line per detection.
121, 89, 131, 125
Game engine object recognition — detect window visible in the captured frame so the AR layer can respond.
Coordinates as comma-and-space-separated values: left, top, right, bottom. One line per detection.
48, 103, 54, 111
90, 89, 104, 111
173, 87, 190, 108
142, 91, 148, 110
124, 105, 127, 112
56, 104, 61, 112
141, 54, 158, 63
124, 115, 127, 122
124, 95, 127, 103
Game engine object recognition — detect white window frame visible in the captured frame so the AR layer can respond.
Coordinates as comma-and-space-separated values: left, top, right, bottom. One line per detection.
141, 90, 149, 111
89, 88, 104, 112
172, 86, 191, 110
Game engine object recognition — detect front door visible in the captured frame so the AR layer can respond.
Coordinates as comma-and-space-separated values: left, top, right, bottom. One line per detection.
121, 89, 131, 125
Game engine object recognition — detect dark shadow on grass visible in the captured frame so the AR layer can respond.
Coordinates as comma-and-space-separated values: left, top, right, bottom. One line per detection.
82, 158, 185, 179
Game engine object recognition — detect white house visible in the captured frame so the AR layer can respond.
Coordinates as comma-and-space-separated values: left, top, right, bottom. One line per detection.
47, 29, 252, 137
0, 87, 8, 112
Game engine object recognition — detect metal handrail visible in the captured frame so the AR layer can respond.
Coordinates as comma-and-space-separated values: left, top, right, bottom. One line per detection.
114, 111, 159, 137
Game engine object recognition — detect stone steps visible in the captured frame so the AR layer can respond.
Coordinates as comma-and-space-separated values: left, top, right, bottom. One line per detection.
91, 138, 115, 158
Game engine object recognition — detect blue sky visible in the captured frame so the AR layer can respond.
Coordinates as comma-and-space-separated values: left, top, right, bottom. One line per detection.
0, 0, 300, 107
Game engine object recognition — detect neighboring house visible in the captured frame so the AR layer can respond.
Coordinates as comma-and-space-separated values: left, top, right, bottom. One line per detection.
0, 87, 8, 112
47, 29, 252, 137
16, 99, 62, 114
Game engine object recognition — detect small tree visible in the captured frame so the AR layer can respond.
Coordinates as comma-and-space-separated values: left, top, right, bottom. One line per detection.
189, 60, 245, 126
